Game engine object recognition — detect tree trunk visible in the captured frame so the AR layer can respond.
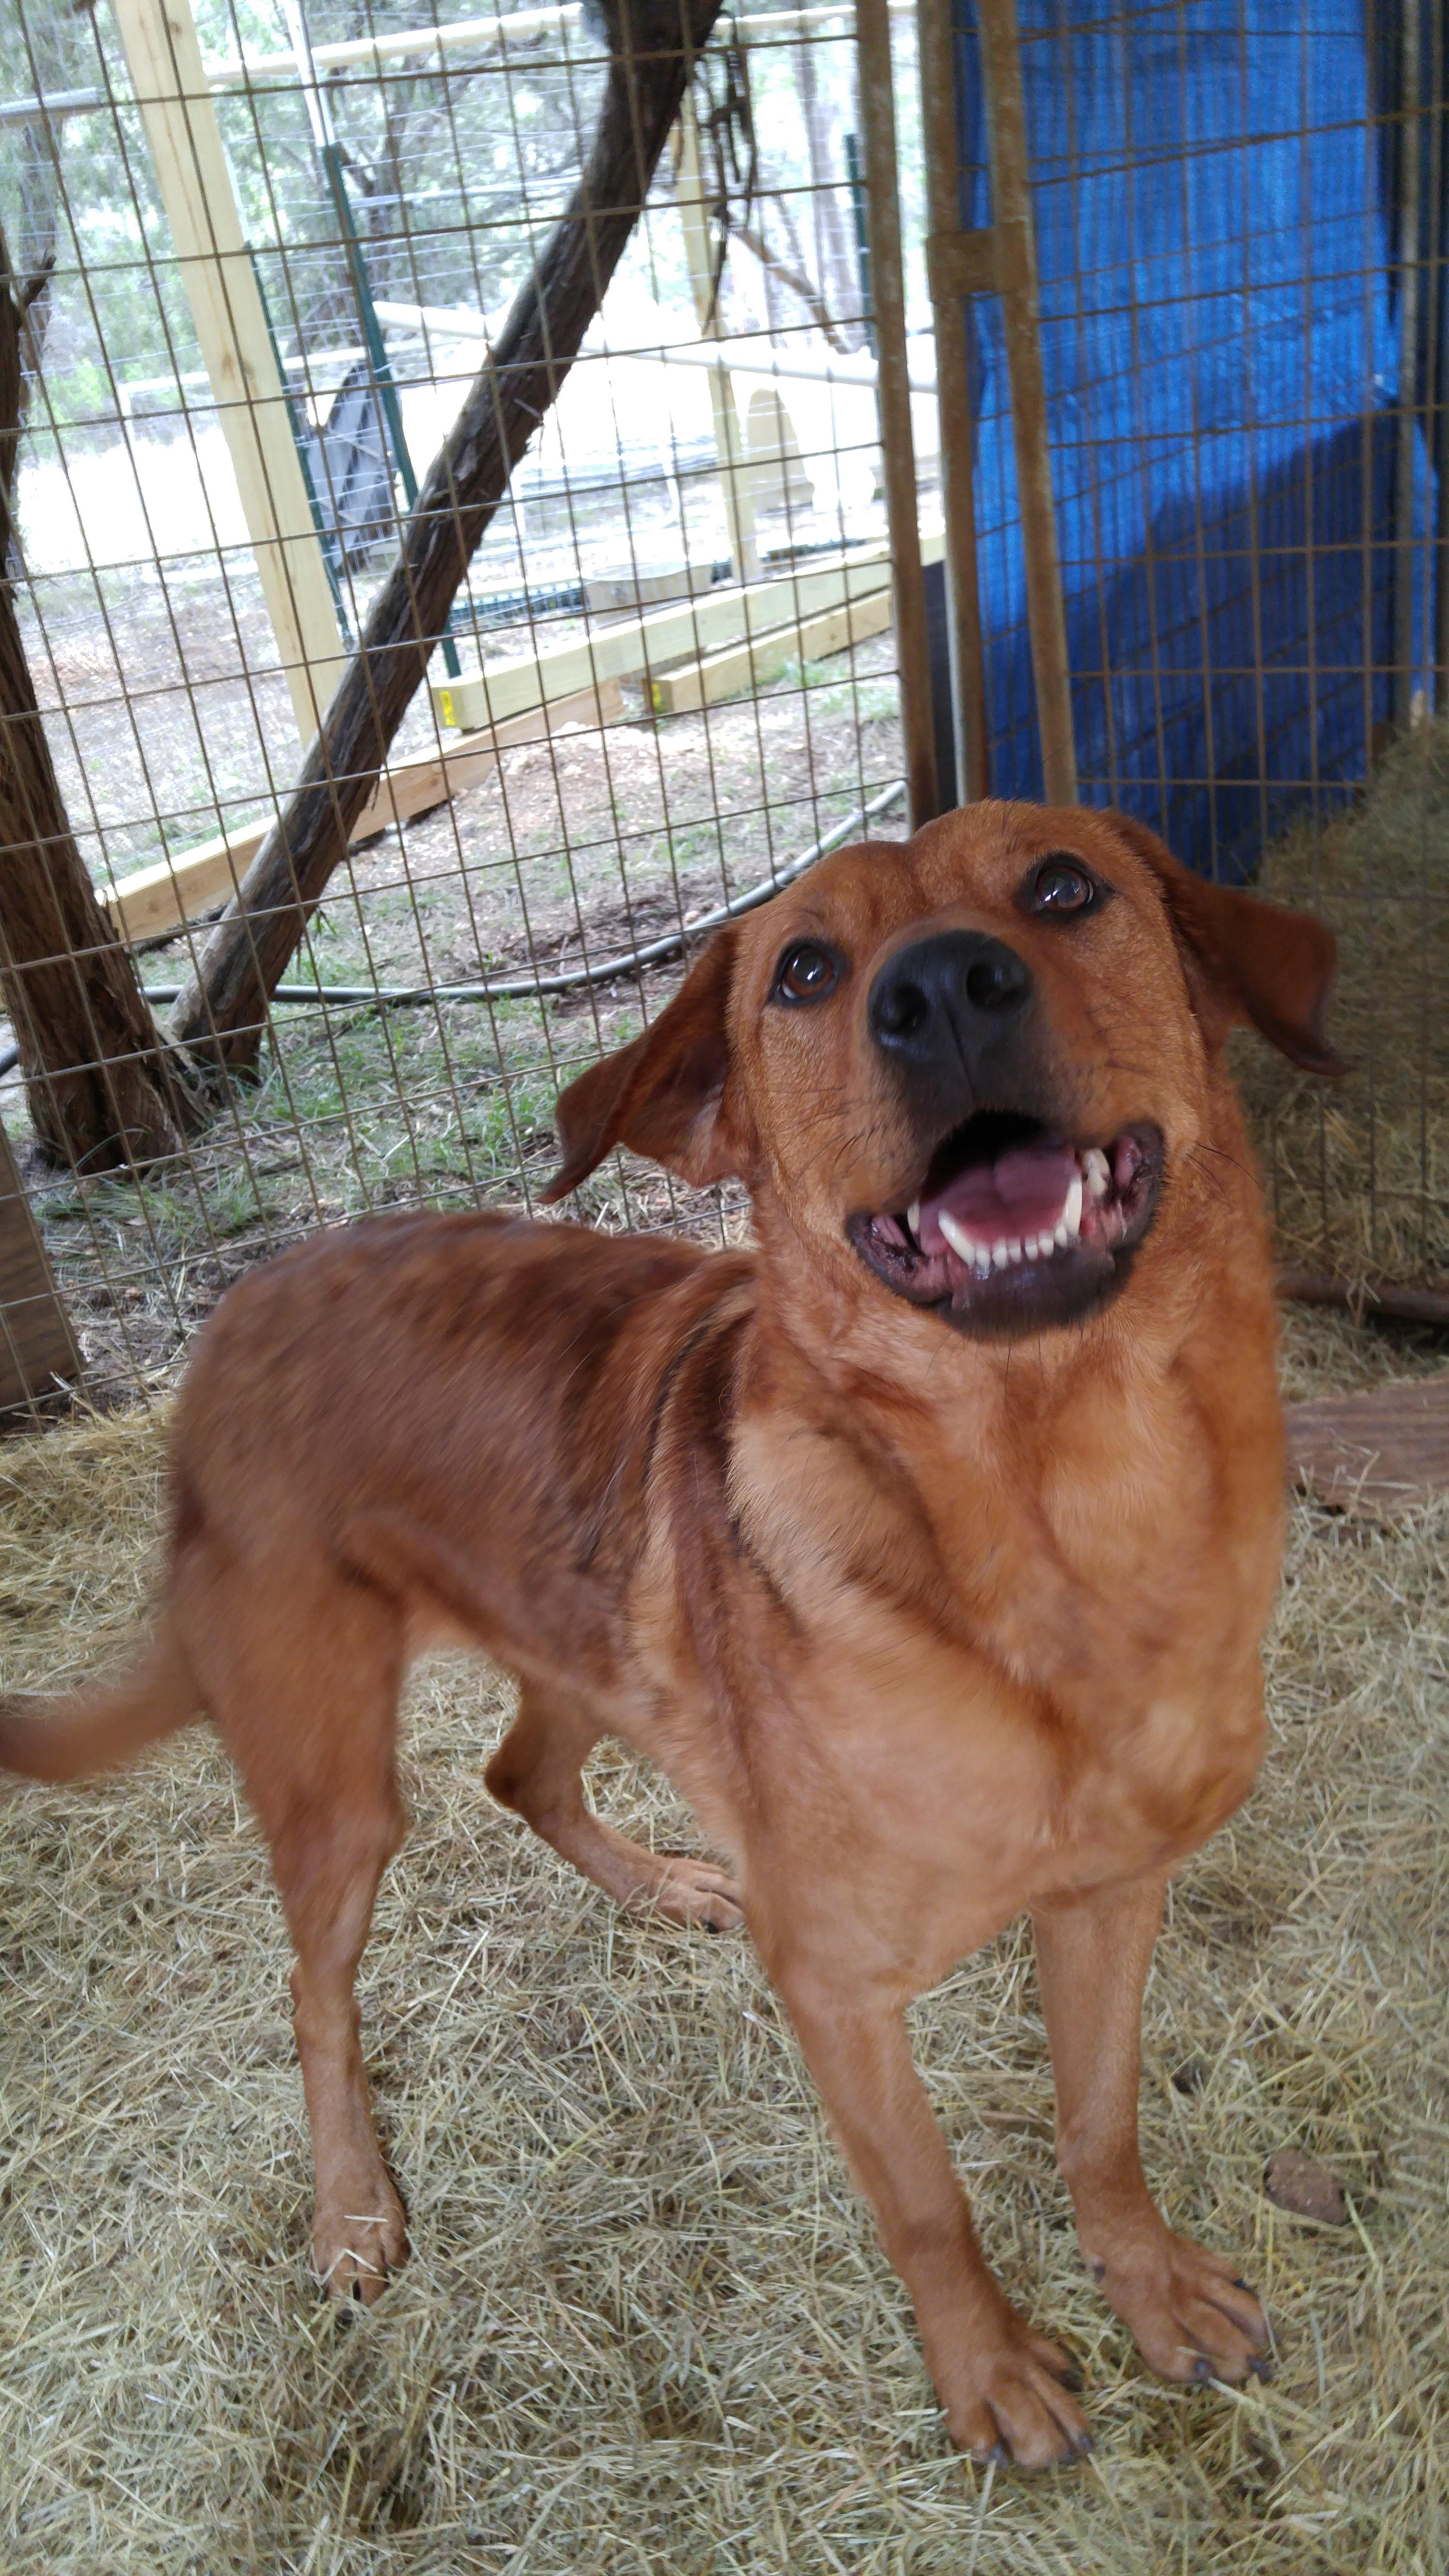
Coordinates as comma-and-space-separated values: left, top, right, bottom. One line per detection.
172, 0, 724, 1076
0, 230, 189, 1171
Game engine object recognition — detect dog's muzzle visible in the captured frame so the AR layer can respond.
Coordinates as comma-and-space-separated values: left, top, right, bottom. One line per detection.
847, 1111, 1165, 1338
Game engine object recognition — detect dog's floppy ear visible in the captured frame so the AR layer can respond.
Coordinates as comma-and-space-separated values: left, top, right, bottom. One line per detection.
1106, 812, 1346, 1076
543, 928, 752, 1201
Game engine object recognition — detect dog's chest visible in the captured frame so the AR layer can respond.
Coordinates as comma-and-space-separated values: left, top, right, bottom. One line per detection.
732, 1380, 1276, 1938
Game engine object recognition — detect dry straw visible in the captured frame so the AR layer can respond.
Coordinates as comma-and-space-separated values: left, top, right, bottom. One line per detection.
1244, 708, 1449, 1288
0, 1298, 1446, 2574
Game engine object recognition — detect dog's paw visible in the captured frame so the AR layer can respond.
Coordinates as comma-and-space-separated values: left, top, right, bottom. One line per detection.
942, 2319, 1092, 2468
1085, 2223, 1269, 2384
313, 2172, 409, 2304
646, 1855, 744, 1932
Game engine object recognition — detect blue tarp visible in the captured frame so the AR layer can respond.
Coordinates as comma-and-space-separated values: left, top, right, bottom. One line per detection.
951, 0, 1433, 879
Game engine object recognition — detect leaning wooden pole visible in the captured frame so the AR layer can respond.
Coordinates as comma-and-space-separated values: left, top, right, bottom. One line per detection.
173, 0, 724, 1076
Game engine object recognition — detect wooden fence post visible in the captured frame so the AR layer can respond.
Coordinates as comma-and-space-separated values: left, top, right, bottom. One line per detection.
112, 0, 344, 742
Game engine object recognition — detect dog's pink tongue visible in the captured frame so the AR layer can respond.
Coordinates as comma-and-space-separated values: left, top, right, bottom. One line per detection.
918, 1140, 1078, 1253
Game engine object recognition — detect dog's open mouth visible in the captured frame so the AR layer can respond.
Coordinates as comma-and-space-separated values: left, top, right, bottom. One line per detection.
847, 1112, 1164, 1334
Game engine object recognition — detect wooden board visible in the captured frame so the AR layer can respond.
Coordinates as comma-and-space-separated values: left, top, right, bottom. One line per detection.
429, 541, 902, 733
649, 585, 896, 714
102, 680, 624, 945
1286, 1377, 1449, 1517
113, 0, 344, 740
0, 1118, 81, 1417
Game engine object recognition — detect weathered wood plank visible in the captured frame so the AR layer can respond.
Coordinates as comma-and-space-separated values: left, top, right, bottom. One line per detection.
1286, 1377, 1449, 1518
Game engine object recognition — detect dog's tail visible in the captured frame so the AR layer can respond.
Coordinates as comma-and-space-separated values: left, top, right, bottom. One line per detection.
0, 1617, 200, 1784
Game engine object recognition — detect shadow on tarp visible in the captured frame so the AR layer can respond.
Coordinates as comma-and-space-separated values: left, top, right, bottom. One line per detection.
927, 413, 1401, 878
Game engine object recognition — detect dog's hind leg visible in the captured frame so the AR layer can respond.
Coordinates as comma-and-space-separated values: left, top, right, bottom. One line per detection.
486, 1685, 742, 1932
191, 1564, 411, 2301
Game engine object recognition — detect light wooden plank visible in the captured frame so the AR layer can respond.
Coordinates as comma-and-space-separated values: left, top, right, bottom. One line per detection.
102, 681, 625, 943
113, 0, 344, 740
430, 540, 911, 733
649, 587, 896, 714
104, 826, 264, 945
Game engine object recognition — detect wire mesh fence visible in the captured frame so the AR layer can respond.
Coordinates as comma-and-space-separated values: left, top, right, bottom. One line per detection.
0, 0, 1444, 1428
1, 0, 934, 1415
941, 0, 1447, 1305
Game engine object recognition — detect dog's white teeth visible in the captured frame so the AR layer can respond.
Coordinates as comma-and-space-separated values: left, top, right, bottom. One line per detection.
907, 1200, 921, 1240
1062, 1174, 1084, 1242
1082, 1148, 1111, 1203
1052, 1216, 1071, 1249
936, 1211, 1042, 1280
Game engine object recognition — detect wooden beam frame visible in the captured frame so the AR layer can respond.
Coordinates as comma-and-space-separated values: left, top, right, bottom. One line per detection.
101, 682, 624, 944
112, 0, 345, 741
648, 585, 896, 711
432, 538, 902, 732
103, 532, 944, 943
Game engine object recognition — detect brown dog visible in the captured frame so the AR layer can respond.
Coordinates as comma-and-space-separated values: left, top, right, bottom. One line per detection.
0, 802, 1340, 2466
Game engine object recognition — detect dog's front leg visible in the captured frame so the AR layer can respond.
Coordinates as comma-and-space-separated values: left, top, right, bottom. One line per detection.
1031, 1875, 1270, 2385
774, 1966, 1091, 2465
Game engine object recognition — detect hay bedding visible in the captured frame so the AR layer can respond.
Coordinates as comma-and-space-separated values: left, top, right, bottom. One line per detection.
0, 1316, 1446, 2576
1243, 708, 1449, 1286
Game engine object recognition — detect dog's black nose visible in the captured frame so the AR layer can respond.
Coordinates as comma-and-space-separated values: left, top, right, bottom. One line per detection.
869, 931, 1032, 1075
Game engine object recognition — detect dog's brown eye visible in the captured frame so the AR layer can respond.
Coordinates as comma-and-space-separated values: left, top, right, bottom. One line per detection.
773, 941, 840, 1005
1029, 859, 1096, 915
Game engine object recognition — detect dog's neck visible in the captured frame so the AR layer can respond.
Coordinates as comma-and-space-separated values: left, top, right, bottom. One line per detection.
724, 1130, 1282, 1701
746, 1193, 1208, 1427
